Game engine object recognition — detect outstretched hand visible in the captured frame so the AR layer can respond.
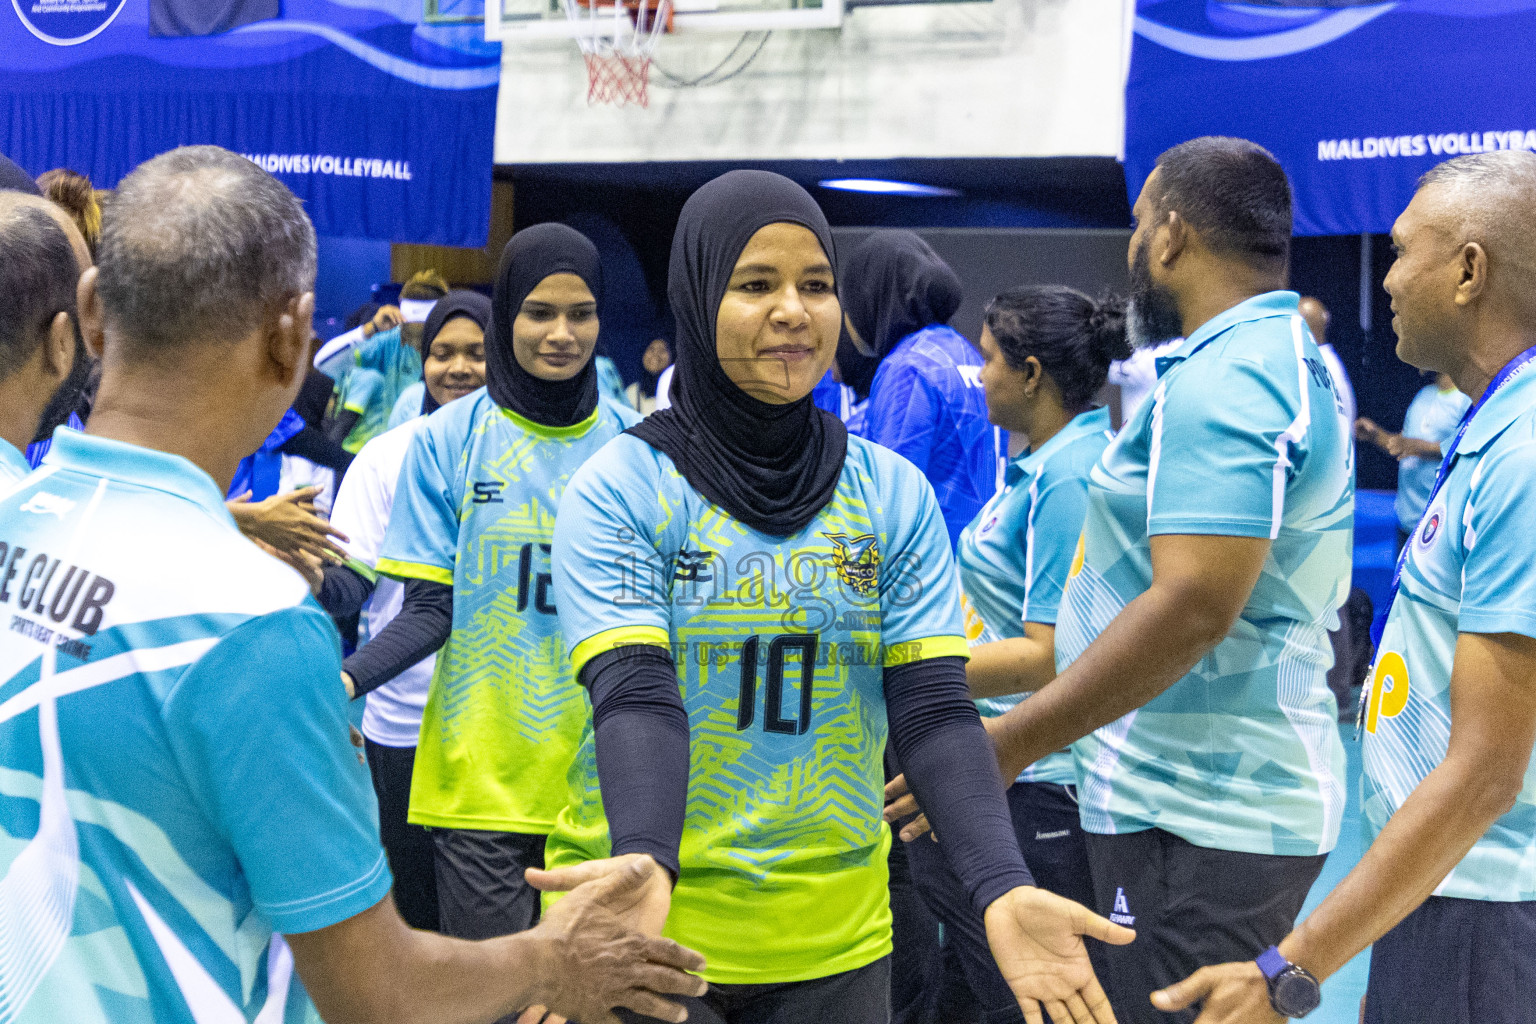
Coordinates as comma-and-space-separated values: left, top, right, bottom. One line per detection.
524, 855, 704, 1024
984, 886, 1135, 1024
230, 486, 349, 564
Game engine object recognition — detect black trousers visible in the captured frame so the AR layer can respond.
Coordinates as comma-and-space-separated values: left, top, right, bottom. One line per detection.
430, 827, 547, 940
619, 956, 892, 1024
1084, 829, 1325, 1024
1365, 895, 1536, 1024
364, 740, 439, 932
905, 782, 1099, 1024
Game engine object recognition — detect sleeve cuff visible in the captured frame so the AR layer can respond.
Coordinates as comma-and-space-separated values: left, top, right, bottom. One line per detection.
262, 852, 394, 935
374, 557, 454, 586
884, 635, 970, 666
1147, 515, 1274, 538
1458, 610, 1536, 640
571, 625, 672, 674
971, 868, 1036, 918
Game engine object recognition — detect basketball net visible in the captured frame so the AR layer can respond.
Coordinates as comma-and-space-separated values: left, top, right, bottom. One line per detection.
564, 0, 671, 106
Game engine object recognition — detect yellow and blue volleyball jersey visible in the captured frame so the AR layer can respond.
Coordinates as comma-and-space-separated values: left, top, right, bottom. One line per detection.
377, 389, 640, 833
1362, 361, 1536, 901
0, 429, 390, 1023
960, 406, 1112, 787
1059, 292, 1354, 857
546, 432, 967, 985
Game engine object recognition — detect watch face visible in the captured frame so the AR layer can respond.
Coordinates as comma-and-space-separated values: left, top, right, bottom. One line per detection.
1274, 970, 1322, 1016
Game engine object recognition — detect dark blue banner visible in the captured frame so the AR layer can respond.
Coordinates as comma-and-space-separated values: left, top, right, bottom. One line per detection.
2, 0, 500, 245
1126, 2, 1536, 236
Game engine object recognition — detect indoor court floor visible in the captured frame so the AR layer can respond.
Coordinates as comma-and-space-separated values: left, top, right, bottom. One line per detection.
1297, 724, 1369, 1024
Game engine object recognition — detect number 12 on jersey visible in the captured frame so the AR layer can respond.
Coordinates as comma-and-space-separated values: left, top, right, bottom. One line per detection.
736, 633, 818, 735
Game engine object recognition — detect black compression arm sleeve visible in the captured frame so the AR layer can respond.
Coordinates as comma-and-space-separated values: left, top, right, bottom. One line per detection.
316, 562, 374, 621
324, 408, 361, 447
885, 656, 1035, 914
581, 645, 689, 879
341, 578, 452, 697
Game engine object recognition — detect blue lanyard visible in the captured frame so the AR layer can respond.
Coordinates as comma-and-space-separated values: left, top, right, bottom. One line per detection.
1357, 347, 1536, 738
1368, 346, 1536, 650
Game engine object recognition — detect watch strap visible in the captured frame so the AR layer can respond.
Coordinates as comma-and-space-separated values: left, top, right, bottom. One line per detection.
1255, 945, 1291, 981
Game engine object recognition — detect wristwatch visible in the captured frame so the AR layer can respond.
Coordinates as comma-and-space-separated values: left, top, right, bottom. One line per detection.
1255, 945, 1321, 1018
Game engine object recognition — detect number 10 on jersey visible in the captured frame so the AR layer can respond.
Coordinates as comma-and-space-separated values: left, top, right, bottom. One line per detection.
736, 634, 818, 735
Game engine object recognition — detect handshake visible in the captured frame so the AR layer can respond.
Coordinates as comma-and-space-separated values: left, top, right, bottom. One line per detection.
515, 854, 705, 1024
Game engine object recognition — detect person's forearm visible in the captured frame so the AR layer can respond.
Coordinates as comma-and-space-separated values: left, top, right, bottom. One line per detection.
887, 656, 1034, 913
1398, 437, 1444, 460
967, 636, 1057, 700
990, 583, 1226, 780
1279, 754, 1518, 981
342, 578, 452, 696
291, 900, 557, 1024
585, 646, 690, 878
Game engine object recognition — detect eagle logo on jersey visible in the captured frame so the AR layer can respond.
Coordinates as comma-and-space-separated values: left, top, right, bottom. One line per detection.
823, 533, 881, 596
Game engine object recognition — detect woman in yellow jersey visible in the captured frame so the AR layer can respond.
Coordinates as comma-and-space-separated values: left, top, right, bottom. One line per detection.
533, 171, 1131, 1024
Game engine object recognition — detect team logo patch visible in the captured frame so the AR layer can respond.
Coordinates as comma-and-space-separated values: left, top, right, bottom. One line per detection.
977, 515, 999, 537
673, 549, 716, 583
823, 533, 881, 596
1419, 510, 1442, 547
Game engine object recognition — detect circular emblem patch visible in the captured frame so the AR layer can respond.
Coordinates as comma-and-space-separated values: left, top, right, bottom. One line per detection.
1419, 511, 1441, 547
11, 0, 129, 46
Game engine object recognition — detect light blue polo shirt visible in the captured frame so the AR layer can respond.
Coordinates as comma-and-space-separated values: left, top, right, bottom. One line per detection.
1059, 291, 1354, 856
0, 438, 29, 488
962, 406, 1112, 787
1362, 359, 1536, 901
1395, 381, 1471, 533
0, 428, 390, 1023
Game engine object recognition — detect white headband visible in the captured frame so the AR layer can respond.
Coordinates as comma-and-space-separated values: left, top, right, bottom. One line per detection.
400, 298, 437, 324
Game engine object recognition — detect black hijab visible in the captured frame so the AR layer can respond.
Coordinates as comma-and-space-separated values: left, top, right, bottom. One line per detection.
419, 290, 492, 417
487, 223, 602, 426
629, 170, 847, 538
841, 229, 963, 358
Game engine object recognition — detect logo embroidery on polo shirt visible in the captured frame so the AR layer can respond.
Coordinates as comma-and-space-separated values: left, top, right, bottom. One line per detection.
1419, 510, 1442, 547
1110, 887, 1135, 927
1035, 829, 1070, 841
977, 514, 999, 537
19, 493, 75, 520
824, 533, 881, 596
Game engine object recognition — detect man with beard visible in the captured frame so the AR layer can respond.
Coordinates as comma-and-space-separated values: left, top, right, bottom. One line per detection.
887, 136, 1353, 1023
0, 188, 89, 485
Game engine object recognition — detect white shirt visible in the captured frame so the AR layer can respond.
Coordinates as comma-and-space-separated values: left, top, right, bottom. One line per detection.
655, 364, 675, 411
330, 418, 437, 747
278, 456, 335, 515
1316, 342, 1357, 427
1107, 339, 1183, 428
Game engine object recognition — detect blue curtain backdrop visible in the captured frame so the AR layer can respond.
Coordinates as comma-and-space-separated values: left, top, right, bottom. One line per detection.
2, 0, 500, 245
1125, 1, 1536, 236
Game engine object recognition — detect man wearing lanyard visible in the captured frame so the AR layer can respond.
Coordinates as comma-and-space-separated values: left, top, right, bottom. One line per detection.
1151, 151, 1536, 1023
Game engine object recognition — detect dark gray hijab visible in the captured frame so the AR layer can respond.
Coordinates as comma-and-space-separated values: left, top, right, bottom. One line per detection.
487, 223, 602, 426
629, 170, 847, 537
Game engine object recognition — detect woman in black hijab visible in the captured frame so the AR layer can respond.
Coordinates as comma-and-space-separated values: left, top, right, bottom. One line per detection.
417, 289, 491, 417
842, 230, 1001, 548
534, 170, 1128, 1024
324, 226, 643, 982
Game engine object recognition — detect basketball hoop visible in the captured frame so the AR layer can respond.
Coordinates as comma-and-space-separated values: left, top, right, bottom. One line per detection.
564, 0, 671, 106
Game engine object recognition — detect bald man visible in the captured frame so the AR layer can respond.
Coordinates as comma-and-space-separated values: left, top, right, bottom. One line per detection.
1152, 150, 1536, 1024
0, 189, 89, 484
1298, 296, 1356, 426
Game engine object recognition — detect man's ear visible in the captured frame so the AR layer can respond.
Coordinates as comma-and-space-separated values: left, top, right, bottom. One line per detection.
1160, 211, 1188, 267
76, 268, 106, 361
44, 311, 77, 383
268, 291, 316, 389
1453, 242, 1488, 307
